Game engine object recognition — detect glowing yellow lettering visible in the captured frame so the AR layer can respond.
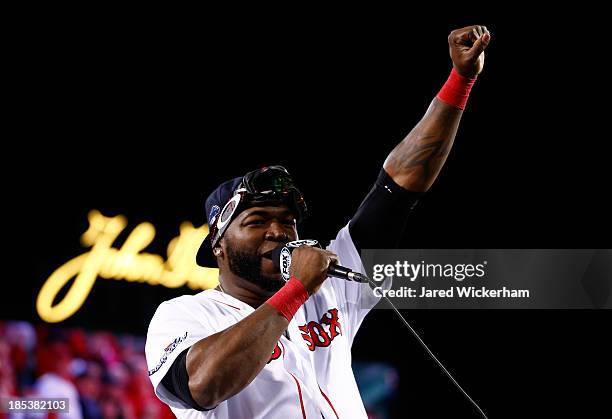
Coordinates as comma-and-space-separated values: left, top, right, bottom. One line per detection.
37, 210, 219, 323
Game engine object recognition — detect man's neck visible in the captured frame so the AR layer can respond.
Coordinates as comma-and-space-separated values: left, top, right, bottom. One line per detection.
217, 275, 272, 309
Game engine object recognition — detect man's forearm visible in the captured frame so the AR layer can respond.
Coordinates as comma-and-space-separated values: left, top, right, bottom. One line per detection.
383, 97, 462, 192
384, 25, 490, 192
186, 305, 288, 408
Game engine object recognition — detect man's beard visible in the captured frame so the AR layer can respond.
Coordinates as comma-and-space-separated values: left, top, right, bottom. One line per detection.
226, 247, 284, 293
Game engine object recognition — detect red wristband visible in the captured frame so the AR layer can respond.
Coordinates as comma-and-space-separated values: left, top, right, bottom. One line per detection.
436, 68, 477, 110
265, 277, 308, 321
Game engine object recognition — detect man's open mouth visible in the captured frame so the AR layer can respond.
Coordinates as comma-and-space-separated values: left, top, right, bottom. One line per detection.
260, 244, 286, 260
261, 249, 275, 259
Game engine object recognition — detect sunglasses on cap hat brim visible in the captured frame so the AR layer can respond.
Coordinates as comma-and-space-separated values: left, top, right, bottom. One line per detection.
196, 166, 307, 268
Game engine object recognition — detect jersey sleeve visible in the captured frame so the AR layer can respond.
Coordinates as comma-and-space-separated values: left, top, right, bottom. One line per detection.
325, 223, 391, 346
145, 297, 218, 410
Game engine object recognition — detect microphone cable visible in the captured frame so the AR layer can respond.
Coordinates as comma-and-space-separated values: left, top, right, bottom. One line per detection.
365, 277, 488, 419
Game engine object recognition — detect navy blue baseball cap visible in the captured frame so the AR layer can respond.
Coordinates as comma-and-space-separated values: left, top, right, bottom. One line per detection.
196, 166, 307, 268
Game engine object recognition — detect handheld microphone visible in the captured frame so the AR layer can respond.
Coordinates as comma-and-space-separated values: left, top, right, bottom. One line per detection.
264, 240, 370, 283
264, 240, 488, 418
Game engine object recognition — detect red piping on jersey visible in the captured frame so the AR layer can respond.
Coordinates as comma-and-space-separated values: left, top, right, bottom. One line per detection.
279, 340, 286, 359
289, 372, 307, 419
209, 298, 241, 310
319, 386, 340, 419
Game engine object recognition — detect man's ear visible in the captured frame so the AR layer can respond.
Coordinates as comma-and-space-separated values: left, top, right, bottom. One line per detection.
214, 236, 227, 258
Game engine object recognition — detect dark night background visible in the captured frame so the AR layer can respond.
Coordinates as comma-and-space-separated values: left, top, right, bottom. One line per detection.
5, 8, 611, 418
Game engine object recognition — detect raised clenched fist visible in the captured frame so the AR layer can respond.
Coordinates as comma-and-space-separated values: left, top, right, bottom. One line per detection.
448, 25, 491, 78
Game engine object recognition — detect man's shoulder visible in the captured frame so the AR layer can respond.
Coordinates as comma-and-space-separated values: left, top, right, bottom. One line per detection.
145, 289, 235, 345
326, 223, 356, 254
154, 289, 223, 313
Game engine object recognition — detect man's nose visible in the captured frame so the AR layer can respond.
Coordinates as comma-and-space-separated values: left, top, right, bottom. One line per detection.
265, 221, 288, 242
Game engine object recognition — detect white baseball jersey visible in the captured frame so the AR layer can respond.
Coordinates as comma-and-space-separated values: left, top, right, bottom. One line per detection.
146, 224, 383, 418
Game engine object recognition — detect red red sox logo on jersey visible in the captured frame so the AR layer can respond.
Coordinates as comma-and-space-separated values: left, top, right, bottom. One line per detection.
267, 342, 282, 364
299, 308, 342, 351
266, 308, 341, 362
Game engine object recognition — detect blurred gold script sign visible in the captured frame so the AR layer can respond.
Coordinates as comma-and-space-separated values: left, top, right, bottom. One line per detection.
37, 210, 218, 323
